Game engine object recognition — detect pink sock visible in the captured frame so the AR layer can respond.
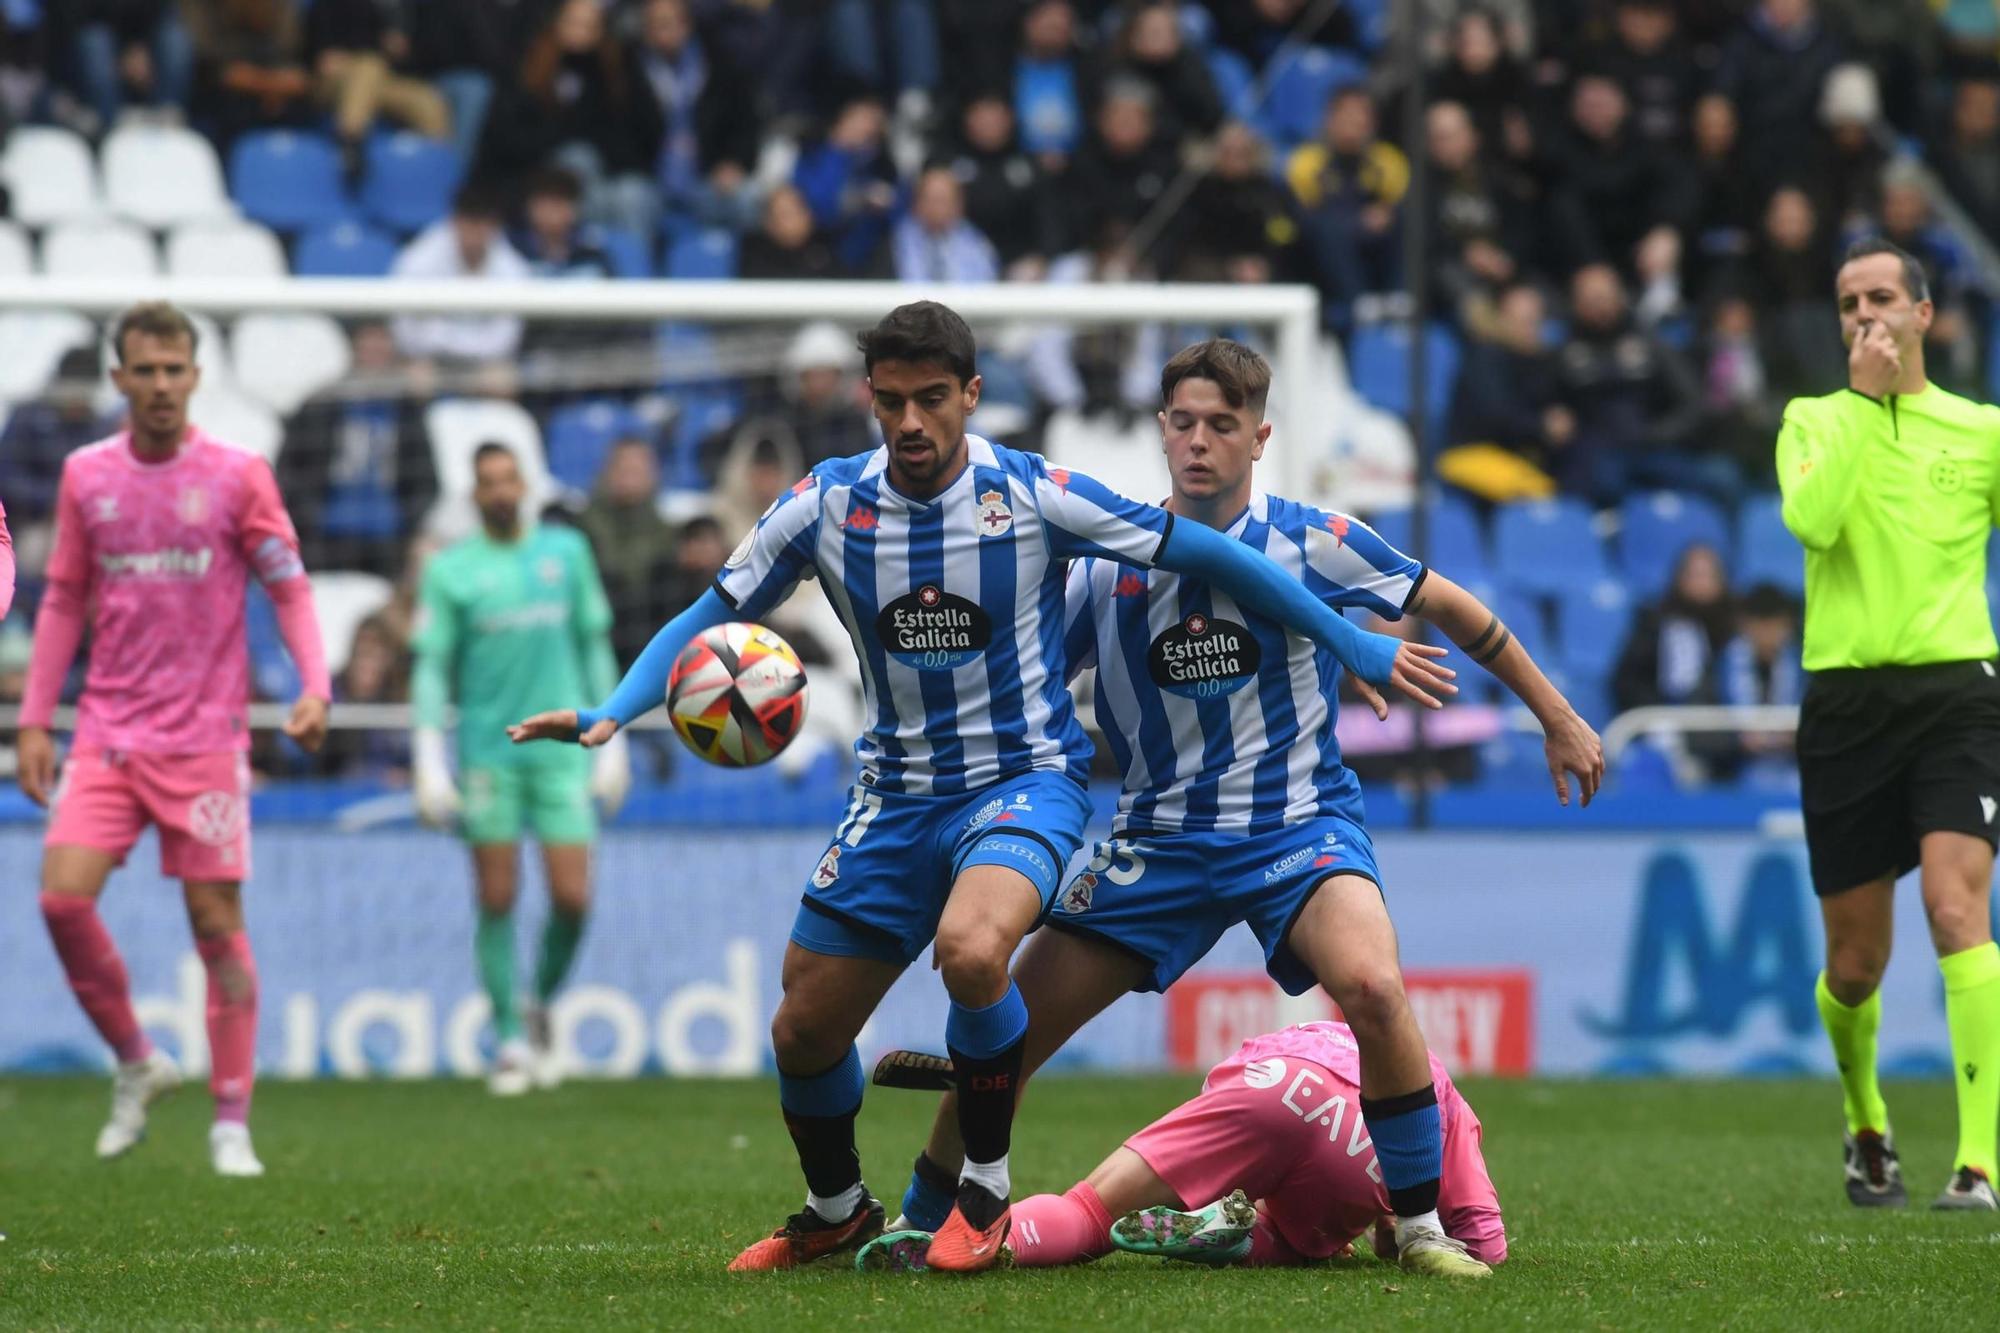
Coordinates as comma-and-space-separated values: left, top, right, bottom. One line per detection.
1009, 1182, 1116, 1267
41, 893, 151, 1063
1245, 1213, 1309, 1268
197, 931, 258, 1125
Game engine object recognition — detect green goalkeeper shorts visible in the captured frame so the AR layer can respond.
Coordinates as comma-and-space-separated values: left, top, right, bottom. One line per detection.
461, 750, 595, 847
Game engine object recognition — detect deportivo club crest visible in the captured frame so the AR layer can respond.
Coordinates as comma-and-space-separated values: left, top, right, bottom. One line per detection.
1058, 872, 1096, 914
977, 489, 1013, 537
812, 846, 841, 888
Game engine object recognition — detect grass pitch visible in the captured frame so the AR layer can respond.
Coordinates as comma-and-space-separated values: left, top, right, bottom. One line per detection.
2, 1074, 1995, 1329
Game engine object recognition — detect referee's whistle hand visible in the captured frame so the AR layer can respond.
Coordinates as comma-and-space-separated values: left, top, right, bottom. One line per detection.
1848, 322, 1902, 399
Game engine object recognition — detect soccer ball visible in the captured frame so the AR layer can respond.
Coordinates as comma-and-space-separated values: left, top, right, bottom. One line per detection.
665, 623, 810, 767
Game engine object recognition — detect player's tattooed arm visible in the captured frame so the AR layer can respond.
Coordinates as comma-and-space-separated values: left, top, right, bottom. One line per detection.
1401, 573, 1604, 807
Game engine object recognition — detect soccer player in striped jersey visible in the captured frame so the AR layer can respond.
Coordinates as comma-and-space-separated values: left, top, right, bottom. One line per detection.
870, 339, 1600, 1278
508, 303, 1455, 1273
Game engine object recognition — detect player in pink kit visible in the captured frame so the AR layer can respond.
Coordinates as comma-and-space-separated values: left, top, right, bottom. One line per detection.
1, 494, 14, 620
864, 1021, 1504, 1271
16, 303, 330, 1177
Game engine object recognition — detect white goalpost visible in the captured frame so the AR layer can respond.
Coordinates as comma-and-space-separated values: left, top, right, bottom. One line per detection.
0, 275, 1328, 500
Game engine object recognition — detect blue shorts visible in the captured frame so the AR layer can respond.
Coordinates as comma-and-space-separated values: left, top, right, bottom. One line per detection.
1044, 813, 1382, 995
790, 770, 1095, 968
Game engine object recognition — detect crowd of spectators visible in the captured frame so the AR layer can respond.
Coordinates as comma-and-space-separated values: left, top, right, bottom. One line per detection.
3, 0, 1999, 795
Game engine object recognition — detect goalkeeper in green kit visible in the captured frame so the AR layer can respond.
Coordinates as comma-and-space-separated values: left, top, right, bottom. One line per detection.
411, 443, 630, 1095
1782, 239, 2000, 1210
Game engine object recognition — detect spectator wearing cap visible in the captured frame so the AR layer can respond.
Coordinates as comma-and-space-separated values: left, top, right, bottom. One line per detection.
390, 181, 532, 368
1714, 0, 1843, 182
892, 165, 1000, 285
780, 322, 878, 469
935, 93, 1067, 272
1813, 63, 1887, 235
637, 0, 762, 233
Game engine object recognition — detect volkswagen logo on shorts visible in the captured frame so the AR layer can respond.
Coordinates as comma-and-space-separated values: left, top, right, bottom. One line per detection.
189, 791, 244, 847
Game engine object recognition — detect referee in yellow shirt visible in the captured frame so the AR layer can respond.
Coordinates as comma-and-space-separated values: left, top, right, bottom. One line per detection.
1780, 238, 2000, 1212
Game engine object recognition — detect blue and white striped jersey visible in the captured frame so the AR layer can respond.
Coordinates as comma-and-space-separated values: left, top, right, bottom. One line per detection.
1065, 493, 1423, 836
716, 434, 1173, 795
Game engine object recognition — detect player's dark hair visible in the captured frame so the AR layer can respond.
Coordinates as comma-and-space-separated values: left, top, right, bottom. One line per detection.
856, 301, 978, 385
680, 514, 723, 542
473, 441, 518, 473
1160, 339, 1272, 418
112, 301, 197, 364
1839, 237, 1931, 304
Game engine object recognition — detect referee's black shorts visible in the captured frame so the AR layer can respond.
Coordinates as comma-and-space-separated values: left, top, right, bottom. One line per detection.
1798, 659, 2000, 897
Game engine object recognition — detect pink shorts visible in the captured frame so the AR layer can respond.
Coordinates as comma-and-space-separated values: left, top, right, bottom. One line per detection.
1124, 1050, 1384, 1261
48, 749, 252, 881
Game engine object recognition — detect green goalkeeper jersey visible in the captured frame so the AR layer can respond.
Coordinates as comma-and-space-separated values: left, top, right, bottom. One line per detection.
413, 524, 618, 765
1777, 382, 2000, 672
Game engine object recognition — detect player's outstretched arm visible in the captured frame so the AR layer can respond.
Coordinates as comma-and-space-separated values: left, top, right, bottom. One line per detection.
1156, 518, 1456, 708
1365, 572, 1602, 807
508, 587, 738, 747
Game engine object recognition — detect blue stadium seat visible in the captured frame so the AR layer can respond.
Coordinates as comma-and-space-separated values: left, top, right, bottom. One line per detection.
1362, 492, 1489, 584
1618, 491, 1731, 599
600, 227, 653, 278
1734, 492, 1802, 595
1264, 45, 1369, 145
665, 388, 744, 489
1347, 321, 1461, 445
228, 131, 348, 232
359, 132, 462, 234
293, 221, 399, 277
665, 227, 739, 280
546, 399, 648, 492
1205, 47, 1257, 122
1555, 579, 1634, 680
1494, 497, 1606, 597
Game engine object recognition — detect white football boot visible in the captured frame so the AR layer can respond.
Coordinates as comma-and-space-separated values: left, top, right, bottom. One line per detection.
95, 1048, 182, 1160
489, 1038, 534, 1097
209, 1121, 266, 1177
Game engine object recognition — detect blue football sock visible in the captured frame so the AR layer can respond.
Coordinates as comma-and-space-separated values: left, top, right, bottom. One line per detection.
1361, 1084, 1444, 1218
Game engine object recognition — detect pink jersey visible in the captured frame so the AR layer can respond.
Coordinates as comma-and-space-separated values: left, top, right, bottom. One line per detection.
1129, 1021, 1506, 1265
25, 430, 309, 753
0, 495, 13, 621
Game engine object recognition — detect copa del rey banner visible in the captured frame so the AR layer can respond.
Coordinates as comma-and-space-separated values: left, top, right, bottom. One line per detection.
0, 827, 1981, 1078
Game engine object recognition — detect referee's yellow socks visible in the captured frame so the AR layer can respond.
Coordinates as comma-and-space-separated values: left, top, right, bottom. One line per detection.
1816, 972, 1889, 1137
1940, 942, 2000, 1180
